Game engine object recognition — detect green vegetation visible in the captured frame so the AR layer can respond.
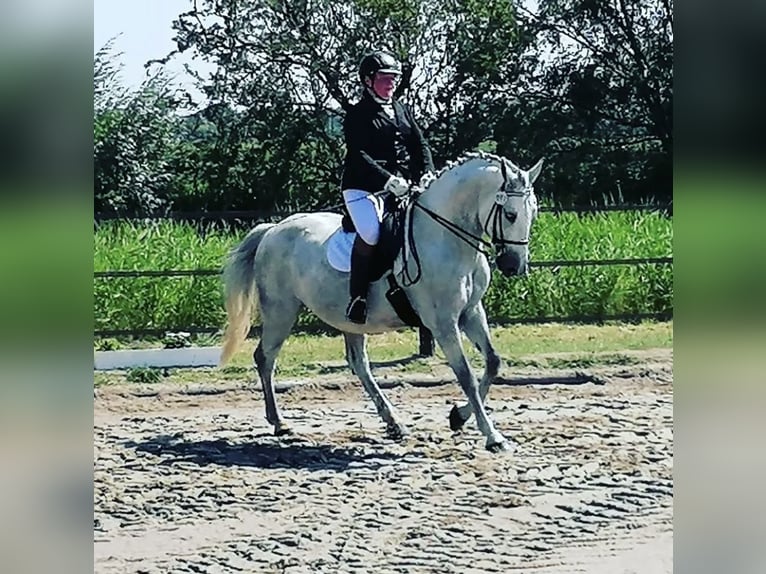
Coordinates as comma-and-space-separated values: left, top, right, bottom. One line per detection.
94, 0, 671, 216
94, 210, 671, 336
93, 321, 672, 386
484, 209, 672, 321
93, 0, 673, 338
125, 367, 164, 384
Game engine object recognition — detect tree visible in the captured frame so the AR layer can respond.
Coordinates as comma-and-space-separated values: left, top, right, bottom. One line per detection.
94, 40, 184, 216
162, 0, 522, 210
93, 0, 673, 214
498, 0, 673, 204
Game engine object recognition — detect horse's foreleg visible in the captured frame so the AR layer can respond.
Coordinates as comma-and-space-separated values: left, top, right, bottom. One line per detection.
344, 333, 408, 440
451, 303, 502, 431
432, 322, 512, 453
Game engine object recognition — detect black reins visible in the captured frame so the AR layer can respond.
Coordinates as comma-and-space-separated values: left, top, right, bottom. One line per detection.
400, 158, 531, 286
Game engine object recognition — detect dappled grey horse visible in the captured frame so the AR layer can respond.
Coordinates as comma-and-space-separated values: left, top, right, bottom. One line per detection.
219, 151, 543, 452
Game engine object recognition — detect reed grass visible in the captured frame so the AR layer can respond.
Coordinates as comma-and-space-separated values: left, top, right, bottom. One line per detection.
94, 210, 672, 337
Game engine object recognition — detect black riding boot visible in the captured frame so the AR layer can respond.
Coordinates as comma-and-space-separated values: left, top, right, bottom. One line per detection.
346, 237, 374, 324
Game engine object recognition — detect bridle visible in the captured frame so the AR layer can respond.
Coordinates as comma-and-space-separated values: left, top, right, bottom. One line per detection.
401, 158, 533, 285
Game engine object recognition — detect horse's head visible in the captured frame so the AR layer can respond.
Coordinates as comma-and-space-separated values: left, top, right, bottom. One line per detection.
415, 152, 543, 278
479, 156, 544, 277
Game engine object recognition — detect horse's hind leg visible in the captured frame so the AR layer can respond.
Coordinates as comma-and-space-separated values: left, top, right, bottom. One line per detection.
254, 295, 301, 436
344, 333, 408, 440
451, 303, 502, 431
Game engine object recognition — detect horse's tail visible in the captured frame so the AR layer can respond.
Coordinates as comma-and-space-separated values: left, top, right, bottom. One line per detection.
219, 223, 276, 366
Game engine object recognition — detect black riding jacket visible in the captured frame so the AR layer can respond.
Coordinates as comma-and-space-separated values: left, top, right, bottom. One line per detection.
341, 91, 434, 193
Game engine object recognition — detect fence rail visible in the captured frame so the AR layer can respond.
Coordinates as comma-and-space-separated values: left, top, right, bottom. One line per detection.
94, 202, 672, 223
93, 256, 673, 279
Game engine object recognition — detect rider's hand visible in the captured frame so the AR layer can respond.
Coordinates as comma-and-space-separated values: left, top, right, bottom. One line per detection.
384, 176, 410, 197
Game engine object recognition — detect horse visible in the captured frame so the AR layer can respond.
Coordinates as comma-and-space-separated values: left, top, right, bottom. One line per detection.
219, 151, 543, 452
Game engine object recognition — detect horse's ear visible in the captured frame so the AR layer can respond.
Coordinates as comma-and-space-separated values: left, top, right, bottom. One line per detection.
528, 158, 544, 184
505, 159, 521, 176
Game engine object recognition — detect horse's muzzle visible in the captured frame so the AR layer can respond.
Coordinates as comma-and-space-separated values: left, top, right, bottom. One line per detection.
496, 250, 528, 277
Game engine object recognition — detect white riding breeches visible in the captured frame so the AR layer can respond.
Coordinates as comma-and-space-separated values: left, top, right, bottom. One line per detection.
343, 189, 384, 246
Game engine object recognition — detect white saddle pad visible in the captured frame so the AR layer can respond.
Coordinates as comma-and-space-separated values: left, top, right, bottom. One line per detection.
326, 227, 356, 272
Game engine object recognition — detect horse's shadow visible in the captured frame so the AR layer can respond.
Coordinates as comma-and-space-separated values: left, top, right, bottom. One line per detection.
125, 434, 414, 472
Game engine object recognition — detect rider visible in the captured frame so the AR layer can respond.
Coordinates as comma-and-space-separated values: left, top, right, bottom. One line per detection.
341, 49, 435, 324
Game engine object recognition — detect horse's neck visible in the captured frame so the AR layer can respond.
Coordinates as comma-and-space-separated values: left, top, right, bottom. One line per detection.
418, 166, 485, 236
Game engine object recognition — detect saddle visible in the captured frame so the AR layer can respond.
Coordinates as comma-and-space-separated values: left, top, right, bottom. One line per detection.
341, 193, 404, 283
340, 194, 423, 328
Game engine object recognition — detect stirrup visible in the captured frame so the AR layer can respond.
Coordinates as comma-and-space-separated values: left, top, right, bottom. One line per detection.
346, 296, 367, 324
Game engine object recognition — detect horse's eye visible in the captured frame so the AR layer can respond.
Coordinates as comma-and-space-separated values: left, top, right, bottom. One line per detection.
505, 210, 517, 224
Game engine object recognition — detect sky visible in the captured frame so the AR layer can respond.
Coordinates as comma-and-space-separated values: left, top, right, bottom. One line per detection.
93, 0, 203, 90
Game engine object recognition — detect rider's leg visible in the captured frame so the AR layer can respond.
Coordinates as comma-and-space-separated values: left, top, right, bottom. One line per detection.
342, 189, 383, 324
347, 235, 374, 323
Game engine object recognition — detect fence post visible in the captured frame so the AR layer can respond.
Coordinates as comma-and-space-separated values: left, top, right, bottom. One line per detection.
418, 326, 434, 356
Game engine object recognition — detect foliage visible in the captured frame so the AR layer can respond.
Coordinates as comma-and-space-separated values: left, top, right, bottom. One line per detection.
94, 220, 231, 333
92, 0, 673, 216
95, 338, 120, 351
94, 39, 185, 216
499, 0, 673, 205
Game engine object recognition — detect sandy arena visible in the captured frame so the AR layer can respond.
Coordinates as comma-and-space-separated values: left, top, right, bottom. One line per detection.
94, 349, 672, 573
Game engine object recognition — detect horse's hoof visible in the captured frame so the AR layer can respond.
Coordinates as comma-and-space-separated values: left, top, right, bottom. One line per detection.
449, 404, 468, 431
386, 423, 409, 442
486, 438, 515, 454
274, 425, 293, 437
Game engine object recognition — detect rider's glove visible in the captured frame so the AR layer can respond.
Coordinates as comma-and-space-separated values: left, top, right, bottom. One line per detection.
384, 176, 410, 197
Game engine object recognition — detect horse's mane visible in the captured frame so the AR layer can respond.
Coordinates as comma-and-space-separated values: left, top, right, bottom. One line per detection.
419, 150, 505, 193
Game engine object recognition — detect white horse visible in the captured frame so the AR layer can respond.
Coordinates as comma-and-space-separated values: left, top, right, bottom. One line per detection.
219, 152, 543, 452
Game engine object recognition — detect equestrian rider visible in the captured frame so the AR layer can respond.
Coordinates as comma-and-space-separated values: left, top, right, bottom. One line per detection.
341, 50, 435, 324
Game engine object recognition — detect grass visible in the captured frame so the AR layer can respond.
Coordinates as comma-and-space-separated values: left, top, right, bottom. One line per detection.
94, 210, 672, 335
260, 320, 673, 369
125, 366, 164, 384
94, 320, 672, 386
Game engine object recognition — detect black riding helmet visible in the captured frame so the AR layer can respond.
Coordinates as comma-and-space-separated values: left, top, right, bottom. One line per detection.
358, 50, 402, 83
